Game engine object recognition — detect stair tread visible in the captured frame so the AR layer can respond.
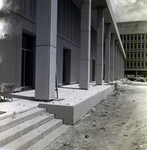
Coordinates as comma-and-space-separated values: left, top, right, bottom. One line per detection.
0, 107, 45, 126
2, 119, 63, 150
0, 108, 45, 132
27, 125, 70, 150
0, 113, 54, 146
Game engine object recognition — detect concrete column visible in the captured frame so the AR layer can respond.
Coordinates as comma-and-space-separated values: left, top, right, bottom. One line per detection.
104, 23, 111, 83
114, 41, 118, 80
110, 34, 115, 82
116, 42, 119, 80
120, 54, 122, 79
79, 0, 91, 89
96, 7, 104, 85
117, 50, 120, 80
120, 54, 122, 78
35, 0, 57, 100
121, 57, 123, 78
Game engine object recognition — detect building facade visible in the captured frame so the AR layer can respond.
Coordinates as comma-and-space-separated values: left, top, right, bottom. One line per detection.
118, 21, 147, 77
0, 0, 125, 101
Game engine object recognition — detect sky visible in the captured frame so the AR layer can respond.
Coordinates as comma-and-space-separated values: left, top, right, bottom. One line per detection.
110, 0, 147, 22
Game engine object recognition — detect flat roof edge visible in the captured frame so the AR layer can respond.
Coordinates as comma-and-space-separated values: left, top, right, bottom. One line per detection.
105, 0, 126, 59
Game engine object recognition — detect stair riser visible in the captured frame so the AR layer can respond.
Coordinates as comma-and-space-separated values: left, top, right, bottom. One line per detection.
17, 121, 63, 150
0, 115, 54, 147
28, 125, 70, 150
0, 109, 45, 133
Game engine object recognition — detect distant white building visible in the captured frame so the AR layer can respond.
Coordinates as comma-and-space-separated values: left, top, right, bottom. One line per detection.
118, 21, 147, 77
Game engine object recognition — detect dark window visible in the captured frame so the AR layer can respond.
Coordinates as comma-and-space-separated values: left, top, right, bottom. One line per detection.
123, 45, 126, 49
124, 35, 126, 41
138, 35, 141, 40
134, 44, 137, 49
131, 35, 133, 40
127, 53, 129, 58
138, 44, 140, 49
120, 35, 122, 40
130, 62, 133, 66
134, 53, 136, 57
138, 62, 140, 67
142, 62, 144, 67
127, 62, 129, 67
134, 62, 136, 67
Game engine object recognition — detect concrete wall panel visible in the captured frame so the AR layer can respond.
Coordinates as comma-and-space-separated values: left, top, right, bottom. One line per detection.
57, 37, 80, 85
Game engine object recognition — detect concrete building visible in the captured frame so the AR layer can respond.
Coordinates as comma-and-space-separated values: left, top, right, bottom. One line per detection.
118, 21, 147, 77
0, 0, 125, 101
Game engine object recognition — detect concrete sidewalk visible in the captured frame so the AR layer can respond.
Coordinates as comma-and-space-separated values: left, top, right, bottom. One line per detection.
0, 82, 115, 124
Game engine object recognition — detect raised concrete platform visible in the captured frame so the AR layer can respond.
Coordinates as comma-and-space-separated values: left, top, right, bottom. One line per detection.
0, 82, 115, 125
39, 83, 115, 125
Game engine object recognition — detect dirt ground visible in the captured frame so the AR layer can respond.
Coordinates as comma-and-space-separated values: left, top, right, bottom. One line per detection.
48, 81, 147, 150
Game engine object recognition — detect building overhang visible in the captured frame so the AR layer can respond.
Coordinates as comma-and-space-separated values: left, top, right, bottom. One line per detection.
71, 0, 126, 59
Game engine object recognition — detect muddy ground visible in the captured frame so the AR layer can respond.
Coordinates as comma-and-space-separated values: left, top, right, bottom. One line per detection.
48, 81, 147, 150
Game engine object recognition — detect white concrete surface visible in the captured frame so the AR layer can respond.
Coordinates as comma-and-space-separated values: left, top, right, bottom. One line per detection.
39, 82, 115, 124
0, 82, 115, 124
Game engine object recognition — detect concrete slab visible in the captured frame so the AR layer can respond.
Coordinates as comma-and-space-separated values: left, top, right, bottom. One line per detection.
39, 82, 115, 125
0, 82, 115, 125
0, 92, 40, 120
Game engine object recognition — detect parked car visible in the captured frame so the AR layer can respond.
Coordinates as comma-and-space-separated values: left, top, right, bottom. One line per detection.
127, 75, 146, 82
136, 75, 146, 82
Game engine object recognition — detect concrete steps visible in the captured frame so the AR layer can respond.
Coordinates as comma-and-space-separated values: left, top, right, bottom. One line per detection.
28, 124, 70, 150
0, 107, 70, 150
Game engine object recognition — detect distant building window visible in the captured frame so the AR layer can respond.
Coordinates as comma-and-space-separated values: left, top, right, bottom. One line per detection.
138, 52, 140, 57
134, 52, 136, 58
127, 53, 129, 58
142, 52, 144, 57
131, 53, 133, 58
124, 35, 126, 41
127, 44, 129, 49
142, 35, 144, 39
127, 62, 129, 67
131, 44, 133, 49
135, 35, 137, 40
123, 45, 126, 49
120, 35, 122, 40
127, 35, 129, 41
130, 62, 133, 67
142, 44, 144, 49
142, 62, 144, 67
134, 62, 136, 67
138, 44, 140, 49
138, 62, 140, 67
138, 35, 141, 40
131, 35, 133, 40
134, 44, 137, 49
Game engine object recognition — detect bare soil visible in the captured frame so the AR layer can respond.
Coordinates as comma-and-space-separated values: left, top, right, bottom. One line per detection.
48, 81, 147, 150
